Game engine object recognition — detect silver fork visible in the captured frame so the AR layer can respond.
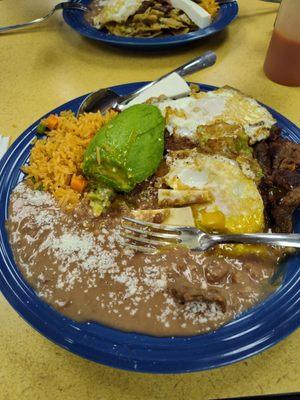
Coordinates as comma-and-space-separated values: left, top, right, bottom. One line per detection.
0, 1, 87, 33
122, 217, 300, 254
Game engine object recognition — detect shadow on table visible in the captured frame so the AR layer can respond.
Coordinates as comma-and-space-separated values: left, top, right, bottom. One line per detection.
45, 331, 296, 400
77, 28, 229, 58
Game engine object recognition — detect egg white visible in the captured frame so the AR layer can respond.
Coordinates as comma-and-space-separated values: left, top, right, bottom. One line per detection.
96, 0, 143, 25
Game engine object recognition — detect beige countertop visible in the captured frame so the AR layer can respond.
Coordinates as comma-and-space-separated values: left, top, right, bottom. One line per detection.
0, 0, 299, 399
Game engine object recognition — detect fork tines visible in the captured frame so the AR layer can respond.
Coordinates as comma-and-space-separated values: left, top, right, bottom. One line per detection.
121, 217, 182, 255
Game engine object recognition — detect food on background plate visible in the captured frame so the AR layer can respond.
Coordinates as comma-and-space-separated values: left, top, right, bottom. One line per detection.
170, 0, 212, 29
85, 0, 219, 38
6, 81, 299, 337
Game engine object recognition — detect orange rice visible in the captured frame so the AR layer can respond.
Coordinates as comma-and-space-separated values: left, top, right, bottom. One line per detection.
22, 110, 117, 210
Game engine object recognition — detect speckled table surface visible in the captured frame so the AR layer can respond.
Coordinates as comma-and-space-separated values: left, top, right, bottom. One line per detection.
0, 0, 299, 399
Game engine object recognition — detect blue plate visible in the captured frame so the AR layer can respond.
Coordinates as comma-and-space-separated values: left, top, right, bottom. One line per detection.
62, 1, 238, 49
0, 82, 299, 374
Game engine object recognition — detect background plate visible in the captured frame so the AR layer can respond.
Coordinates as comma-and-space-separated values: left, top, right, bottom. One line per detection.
0, 82, 299, 374
62, 1, 238, 49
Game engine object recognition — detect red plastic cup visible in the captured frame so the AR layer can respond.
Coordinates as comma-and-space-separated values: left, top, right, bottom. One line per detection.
264, 0, 300, 87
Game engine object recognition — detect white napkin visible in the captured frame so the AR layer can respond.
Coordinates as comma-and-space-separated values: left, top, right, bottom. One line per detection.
0, 136, 10, 159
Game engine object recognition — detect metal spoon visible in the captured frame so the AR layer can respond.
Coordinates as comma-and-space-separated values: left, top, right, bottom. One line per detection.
76, 50, 217, 116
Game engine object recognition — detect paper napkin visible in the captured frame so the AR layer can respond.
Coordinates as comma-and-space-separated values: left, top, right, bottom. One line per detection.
0, 135, 10, 159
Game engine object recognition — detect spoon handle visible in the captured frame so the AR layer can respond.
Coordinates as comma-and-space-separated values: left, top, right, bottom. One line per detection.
121, 50, 216, 104
171, 51, 217, 77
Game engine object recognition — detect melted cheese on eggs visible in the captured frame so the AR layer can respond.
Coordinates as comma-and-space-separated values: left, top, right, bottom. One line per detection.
156, 87, 276, 144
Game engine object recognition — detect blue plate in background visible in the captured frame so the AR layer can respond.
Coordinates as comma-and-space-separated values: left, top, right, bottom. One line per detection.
62, 1, 238, 49
0, 82, 299, 374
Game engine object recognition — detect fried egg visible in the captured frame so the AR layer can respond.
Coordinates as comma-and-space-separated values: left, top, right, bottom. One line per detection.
155, 87, 276, 144
164, 149, 264, 234
94, 0, 143, 26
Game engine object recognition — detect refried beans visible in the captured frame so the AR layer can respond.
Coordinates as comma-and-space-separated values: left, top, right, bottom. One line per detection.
6, 181, 284, 336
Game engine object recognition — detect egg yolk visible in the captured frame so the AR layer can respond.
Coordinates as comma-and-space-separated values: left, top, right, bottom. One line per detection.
219, 244, 271, 257
193, 208, 226, 233
193, 204, 264, 234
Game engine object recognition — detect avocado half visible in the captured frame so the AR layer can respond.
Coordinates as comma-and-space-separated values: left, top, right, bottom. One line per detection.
83, 104, 165, 192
